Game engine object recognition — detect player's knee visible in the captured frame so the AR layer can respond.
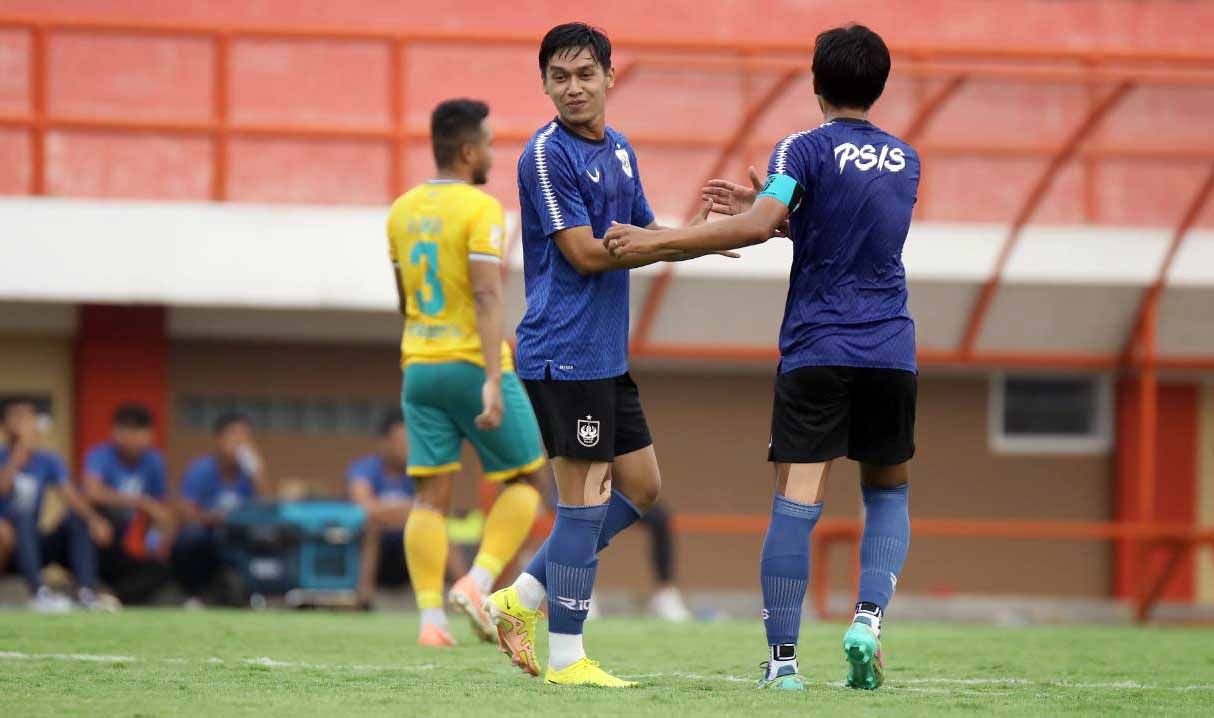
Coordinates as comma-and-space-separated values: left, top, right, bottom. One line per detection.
859, 462, 909, 490
624, 478, 660, 513
413, 475, 454, 512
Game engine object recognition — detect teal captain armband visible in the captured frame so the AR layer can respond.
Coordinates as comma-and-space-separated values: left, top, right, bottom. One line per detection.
757, 173, 804, 212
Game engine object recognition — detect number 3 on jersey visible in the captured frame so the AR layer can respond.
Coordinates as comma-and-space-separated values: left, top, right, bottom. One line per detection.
409, 241, 445, 315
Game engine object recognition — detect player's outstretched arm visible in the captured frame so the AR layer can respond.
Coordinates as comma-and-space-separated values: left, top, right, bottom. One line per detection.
606, 196, 789, 259
552, 225, 683, 274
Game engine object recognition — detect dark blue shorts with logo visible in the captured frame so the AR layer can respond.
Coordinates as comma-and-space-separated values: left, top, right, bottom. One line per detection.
522, 368, 653, 462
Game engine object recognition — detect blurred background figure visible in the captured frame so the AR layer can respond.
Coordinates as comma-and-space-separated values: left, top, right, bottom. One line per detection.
1, 396, 112, 611
83, 403, 173, 605
639, 502, 692, 622
348, 410, 414, 606
174, 412, 265, 606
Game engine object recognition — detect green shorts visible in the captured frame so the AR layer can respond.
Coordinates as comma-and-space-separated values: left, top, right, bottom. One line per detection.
402, 361, 546, 481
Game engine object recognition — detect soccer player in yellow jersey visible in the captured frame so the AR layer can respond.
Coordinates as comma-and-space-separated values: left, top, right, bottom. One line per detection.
387, 99, 547, 648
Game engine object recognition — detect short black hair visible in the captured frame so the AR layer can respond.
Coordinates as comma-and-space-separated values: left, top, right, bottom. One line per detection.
378, 409, 404, 437
213, 412, 250, 436
538, 22, 612, 76
430, 99, 489, 169
0, 395, 37, 420
113, 403, 153, 429
812, 24, 891, 110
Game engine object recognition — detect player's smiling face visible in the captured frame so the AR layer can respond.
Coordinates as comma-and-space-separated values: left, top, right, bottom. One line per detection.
542, 46, 614, 128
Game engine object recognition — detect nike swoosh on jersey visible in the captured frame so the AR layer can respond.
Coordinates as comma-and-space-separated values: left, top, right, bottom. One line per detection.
586, 168, 601, 183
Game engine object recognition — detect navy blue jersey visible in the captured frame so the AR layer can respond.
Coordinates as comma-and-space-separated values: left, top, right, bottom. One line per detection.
762, 118, 920, 373
515, 119, 655, 381
181, 455, 257, 514
346, 453, 414, 500
0, 447, 66, 519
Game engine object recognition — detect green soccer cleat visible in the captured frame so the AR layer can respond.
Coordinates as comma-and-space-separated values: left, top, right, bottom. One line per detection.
843, 617, 884, 690
758, 662, 806, 691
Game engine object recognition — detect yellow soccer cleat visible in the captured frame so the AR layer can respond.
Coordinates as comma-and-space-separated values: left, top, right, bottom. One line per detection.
545, 658, 637, 688
485, 586, 541, 676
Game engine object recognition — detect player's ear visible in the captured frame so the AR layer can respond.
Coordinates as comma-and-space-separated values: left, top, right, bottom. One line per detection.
605, 65, 615, 90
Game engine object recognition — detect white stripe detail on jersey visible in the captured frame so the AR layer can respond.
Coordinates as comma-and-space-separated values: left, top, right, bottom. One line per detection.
772, 122, 833, 174
468, 253, 501, 264
534, 122, 565, 231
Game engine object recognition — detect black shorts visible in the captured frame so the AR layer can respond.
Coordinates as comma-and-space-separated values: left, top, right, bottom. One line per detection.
768, 365, 917, 466
523, 369, 653, 462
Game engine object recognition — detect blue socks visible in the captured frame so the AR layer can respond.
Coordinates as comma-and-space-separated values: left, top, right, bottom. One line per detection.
523, 489, 642, 587
760, 494, 822, 647
545, 503, 608, 636
857, 483, 910, 611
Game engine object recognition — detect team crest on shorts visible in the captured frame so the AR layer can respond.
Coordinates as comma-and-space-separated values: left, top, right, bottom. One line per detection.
577, 415, 601, 447
615, 147, 633, 178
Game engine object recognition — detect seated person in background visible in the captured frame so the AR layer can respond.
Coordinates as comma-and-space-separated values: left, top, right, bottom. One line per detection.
348, 410, 414, 605
173, 412, 265, 603
83, 403, 174, 604
1, 396, 113, 611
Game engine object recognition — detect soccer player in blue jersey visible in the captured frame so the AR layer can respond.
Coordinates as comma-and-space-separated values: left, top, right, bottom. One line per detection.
484, 22, 729, 687
606, 24, 917, 691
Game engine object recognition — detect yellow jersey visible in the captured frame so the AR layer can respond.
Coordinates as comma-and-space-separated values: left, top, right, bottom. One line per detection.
387, 180, 514, 370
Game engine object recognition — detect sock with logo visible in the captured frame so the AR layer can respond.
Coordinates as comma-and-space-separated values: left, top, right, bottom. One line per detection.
545, 502, 608, 669
517, 490, 641, 610
760, 494, 822, 657
857, 483, 910, 617
404, 505, 448, 623
471, 482, 542, 593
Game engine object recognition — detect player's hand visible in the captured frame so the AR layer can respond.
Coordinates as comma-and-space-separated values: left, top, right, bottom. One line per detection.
475, 377, 504, 431
688, 198, 712, 227
604, 222, 659, 258
88, 516, 114, 547
701, 166, 766, 216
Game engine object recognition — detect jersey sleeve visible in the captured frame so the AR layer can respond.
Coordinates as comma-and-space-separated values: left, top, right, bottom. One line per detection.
521, 137, 589, 237
180, 461, 207, 504
760, 133, 817, 214
627, 146, 656, 227
346, 457, 374, 488
147, 452, 167, 499
467, 195, 507, 263
83, 445, 108, 483
48, 453, 68, 487
386, 199, 402, 265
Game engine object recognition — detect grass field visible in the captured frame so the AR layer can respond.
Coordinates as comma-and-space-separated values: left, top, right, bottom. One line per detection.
1, 610, 1212, 716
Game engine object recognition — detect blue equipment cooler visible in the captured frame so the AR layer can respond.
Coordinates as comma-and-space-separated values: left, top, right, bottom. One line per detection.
222, 501, 366, 599
280, 501, 365, 592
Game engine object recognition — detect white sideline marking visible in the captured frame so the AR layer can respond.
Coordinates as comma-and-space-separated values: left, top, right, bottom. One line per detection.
0, 650, 436, 673
2, 652, 1212, 692
0, 650, 134, 662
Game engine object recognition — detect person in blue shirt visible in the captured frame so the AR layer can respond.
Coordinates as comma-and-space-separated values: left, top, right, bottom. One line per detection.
347, 410, 414, 606
605, 24, 917, 692
173, 412, 266, 603
83, 403, 175, 604
485, 23, 728, 687
1, 396, 111, 611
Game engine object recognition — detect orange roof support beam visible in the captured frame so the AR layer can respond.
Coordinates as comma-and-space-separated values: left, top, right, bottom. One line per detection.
630, 66, 803, 352
1120, 164, 1214, 364
957, 80, 1135, 356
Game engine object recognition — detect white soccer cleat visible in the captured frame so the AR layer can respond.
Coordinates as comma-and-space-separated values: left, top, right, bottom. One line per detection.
29, 586, 74, 614
650, 586, 692, 622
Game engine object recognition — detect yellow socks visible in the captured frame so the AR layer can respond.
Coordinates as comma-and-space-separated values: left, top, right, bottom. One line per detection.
471, 482, 542, 586
404, 505, 448, 611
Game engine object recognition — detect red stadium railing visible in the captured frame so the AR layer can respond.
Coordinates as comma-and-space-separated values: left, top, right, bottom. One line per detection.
3, 15, 1214, 620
